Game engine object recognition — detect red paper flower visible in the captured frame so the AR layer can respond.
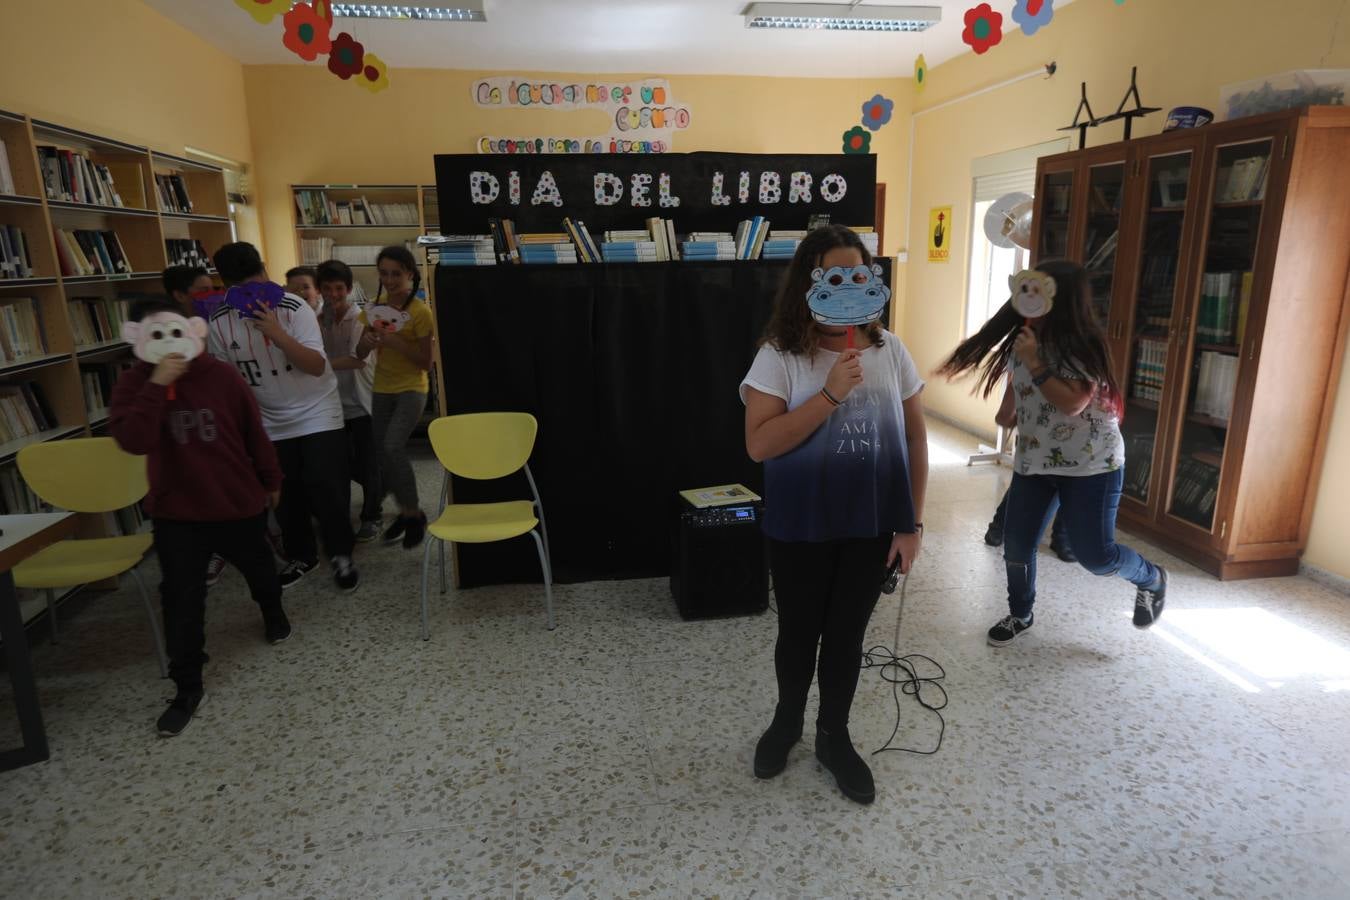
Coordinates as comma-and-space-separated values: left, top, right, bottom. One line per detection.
282, 3, 332, 62
327, 32, 366, 80
962, 3, 1004, 54
842, 126, 871, 155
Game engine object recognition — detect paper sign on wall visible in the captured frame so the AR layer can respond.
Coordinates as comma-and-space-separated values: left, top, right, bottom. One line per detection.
928, 206, 952, 263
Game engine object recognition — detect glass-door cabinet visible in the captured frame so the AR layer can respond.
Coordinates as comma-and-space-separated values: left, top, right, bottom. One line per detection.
1033, 160, 1076, 262
1080, 157, 1128, 326
1164, 134, 1279, 535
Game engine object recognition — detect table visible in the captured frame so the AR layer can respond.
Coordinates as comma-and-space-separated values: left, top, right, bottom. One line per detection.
0, 512, 76, 771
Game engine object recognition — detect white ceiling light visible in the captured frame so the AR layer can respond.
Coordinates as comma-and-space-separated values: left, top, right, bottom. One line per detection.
744, 2, 940, 32
327, 2, 487, 21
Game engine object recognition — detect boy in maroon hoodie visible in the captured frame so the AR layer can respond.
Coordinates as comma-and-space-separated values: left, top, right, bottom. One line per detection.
111, 298, 291, 737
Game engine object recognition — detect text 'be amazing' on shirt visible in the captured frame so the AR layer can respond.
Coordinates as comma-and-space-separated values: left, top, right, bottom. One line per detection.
207, 290, 345, 442
740, 330, 925, 543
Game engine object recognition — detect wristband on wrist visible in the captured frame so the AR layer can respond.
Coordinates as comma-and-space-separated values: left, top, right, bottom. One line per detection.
820, 387, 842, 407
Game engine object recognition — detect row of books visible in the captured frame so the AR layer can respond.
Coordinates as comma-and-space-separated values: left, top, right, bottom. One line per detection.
0, 297, 48, 364
0, 224, 35, 278
1215, 155, 1269, 203
1172, 455, 1221, 525
1121, 431, 1157, 499
153, 173, 194, 214
0, 464, 43, 515
0, 139, 15, 195
1197, 271, 1253, 345
294, 190, 419, 226
0, 382, 58, 446
166, 238, 211, 269
1192, 350, 1239, 423
1131, 337, 1168, 402
763, 231, 808, 260
37, 146, 125, 207
425, 234, 497, 267
81, 362, 131, 416
68, 296, 131, 347
602, 217, 682, 262
53, 227, 133, 277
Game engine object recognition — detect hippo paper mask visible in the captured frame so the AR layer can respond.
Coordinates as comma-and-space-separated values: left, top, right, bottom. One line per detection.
1009, 269, 1057, 319
224, 281, 285, 319
806, 264, 891, 326
367, 305, 411, 334
121, 311, 207, 364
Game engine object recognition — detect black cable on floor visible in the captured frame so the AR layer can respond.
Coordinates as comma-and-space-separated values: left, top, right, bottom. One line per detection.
861, 571, 949, 756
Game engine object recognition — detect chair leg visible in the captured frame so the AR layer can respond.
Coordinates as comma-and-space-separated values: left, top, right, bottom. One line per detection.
439, 541, 447, 595
45, 589, 57, 644
129, 567, 169, 679
420, 537, 436, 641
529, 529, 555, 631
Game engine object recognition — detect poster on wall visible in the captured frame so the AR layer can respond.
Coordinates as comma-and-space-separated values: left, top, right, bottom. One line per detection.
435, 152, 878, 234
928, 206, 952, 263
473, 76, 692, 155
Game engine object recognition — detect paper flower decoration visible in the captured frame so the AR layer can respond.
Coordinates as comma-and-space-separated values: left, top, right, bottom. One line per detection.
1012, 0, 1055, 35
327, 32, 366, 80
842, 126, 871, 155
861, 94, 895, 131
915, 54, 928, 89
962, 3, 1004, 54
282, 3, 333, 61
234, 0, 285, 25
358, 53, 390, 93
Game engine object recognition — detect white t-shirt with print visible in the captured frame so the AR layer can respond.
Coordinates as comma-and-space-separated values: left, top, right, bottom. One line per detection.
207, 289, 345, 441
1010, 354, 1124, 476
320, 302, 374, 420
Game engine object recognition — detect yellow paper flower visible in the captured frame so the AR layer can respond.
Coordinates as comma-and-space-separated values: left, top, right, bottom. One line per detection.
358, 52, 390, 93
235, 0, 285, 25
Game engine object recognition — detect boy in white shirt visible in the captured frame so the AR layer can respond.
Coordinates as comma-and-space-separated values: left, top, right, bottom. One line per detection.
317, 259, 382, 541
208, 242, 359, 593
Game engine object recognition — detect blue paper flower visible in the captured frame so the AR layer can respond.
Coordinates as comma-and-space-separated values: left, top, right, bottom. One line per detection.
1012, 0, 1055, 35
861, 94, 895, 131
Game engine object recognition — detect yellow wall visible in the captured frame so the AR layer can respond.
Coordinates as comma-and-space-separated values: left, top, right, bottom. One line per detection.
904, 0, 1350, 577
0, 0, 254, 175
242, 65, 910, 302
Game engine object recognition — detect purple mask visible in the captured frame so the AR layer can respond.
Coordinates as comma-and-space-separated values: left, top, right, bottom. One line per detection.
224, 281, 285, 319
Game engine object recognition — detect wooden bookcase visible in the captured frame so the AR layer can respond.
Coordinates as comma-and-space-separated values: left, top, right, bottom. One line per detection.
0, 107, 233, 622
1031, 106, 1350, 579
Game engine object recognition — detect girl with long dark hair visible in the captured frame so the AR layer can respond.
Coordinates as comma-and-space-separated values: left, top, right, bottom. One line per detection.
741, 225, 928, 804
938, 259, 1168, 646
356, 245, 434, 548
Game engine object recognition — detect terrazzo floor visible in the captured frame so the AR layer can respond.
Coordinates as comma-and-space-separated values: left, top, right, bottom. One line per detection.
2, 420, 1349, 899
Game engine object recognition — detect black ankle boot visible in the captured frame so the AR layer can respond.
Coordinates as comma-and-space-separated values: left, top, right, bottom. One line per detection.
815, 725, 875, 804
753, 706, 804, 779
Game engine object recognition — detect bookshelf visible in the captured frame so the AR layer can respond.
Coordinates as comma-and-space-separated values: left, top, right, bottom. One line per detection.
0, 106, 235, 624
1032, 106, 1350, 579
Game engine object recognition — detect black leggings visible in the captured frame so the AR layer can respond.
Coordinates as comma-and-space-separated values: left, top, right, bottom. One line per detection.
769, 535, 890, 731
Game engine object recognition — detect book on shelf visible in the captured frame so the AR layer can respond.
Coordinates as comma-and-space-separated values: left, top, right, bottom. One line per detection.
36, 146, 125, 207
52, 228, 132, 276
0, 381, 56, 445
807, 212, 832, 230
0, 224, 35, 278
1084, 230, 1119, 271
1216, 154, 1270, 203
1131, 337, 1168, 402
1197, 271, 1250, 345
428, 234, 496, 267
681, 239, 737, 260
1171, 455, 1222, 524
0, 138, 15, 195
81, 361, 130, 416
154, 173, 193, 213
166, 238, 211, 268
1122, 431, 1156, 498
294, 189, 419, 226
67, 296, 131, 347
0, 465, 43, 515
0, 297, 48, 363
1192, 350, 1239, 422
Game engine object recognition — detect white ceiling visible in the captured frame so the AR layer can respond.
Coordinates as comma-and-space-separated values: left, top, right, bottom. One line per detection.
142, 0, 1075, 78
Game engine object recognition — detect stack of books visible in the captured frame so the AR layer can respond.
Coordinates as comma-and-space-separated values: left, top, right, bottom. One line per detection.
425, 234, 496, 267
1197, 271, 1253, 345
68, 296, 131, 347
0, 138, 15, 195
762, 229, 806, 260
1216, 155, 1270, 202
1131, 337, 1168, 402
0, 465, 42, 515
165, 238, 211, 268
1193, 350, 1239, 424
36, 146, 125, 206
601, 232, 660, 263
562, 218, 601, 262
682, 231, 737, 260
53, 228, 133, 277
154, 173, 193, 213
517, 233, 578, 265
0, 297, 47, 363
0, 382, 57, 445
0, 224, 35, 278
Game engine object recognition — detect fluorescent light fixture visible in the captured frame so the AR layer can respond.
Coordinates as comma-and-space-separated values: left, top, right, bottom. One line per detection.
328, 2, 486, 21
744, 3, 940, 32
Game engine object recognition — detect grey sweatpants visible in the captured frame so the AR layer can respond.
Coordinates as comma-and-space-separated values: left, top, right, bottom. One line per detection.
371, 390, 426, 512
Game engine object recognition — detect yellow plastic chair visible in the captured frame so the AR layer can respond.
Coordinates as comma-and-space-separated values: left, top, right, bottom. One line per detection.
422, 413, 554, 640
15, 437, 168, 677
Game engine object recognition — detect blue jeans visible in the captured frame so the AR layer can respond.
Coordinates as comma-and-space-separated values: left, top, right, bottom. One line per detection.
1003, 469, 1160, 620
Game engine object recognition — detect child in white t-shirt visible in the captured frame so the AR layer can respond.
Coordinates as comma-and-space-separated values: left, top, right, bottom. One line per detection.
317, 259, 382, 541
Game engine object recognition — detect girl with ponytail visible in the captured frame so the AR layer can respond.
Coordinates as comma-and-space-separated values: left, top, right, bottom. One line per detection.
937, 259, 1168, 646
356, 245, 434, 548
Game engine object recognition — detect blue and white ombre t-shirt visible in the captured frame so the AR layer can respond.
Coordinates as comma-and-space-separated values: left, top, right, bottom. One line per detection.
740, 331, 925, 542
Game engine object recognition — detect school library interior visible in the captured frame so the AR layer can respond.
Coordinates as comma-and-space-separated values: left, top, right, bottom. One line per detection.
1, 1, 1349, 897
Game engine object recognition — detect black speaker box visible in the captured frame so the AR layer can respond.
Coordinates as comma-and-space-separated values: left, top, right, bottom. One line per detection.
670, 501, 769, 620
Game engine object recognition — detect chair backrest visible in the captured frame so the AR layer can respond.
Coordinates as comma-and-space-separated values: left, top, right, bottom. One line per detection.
428, 413, 538, 481
17, 437, 149, 513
